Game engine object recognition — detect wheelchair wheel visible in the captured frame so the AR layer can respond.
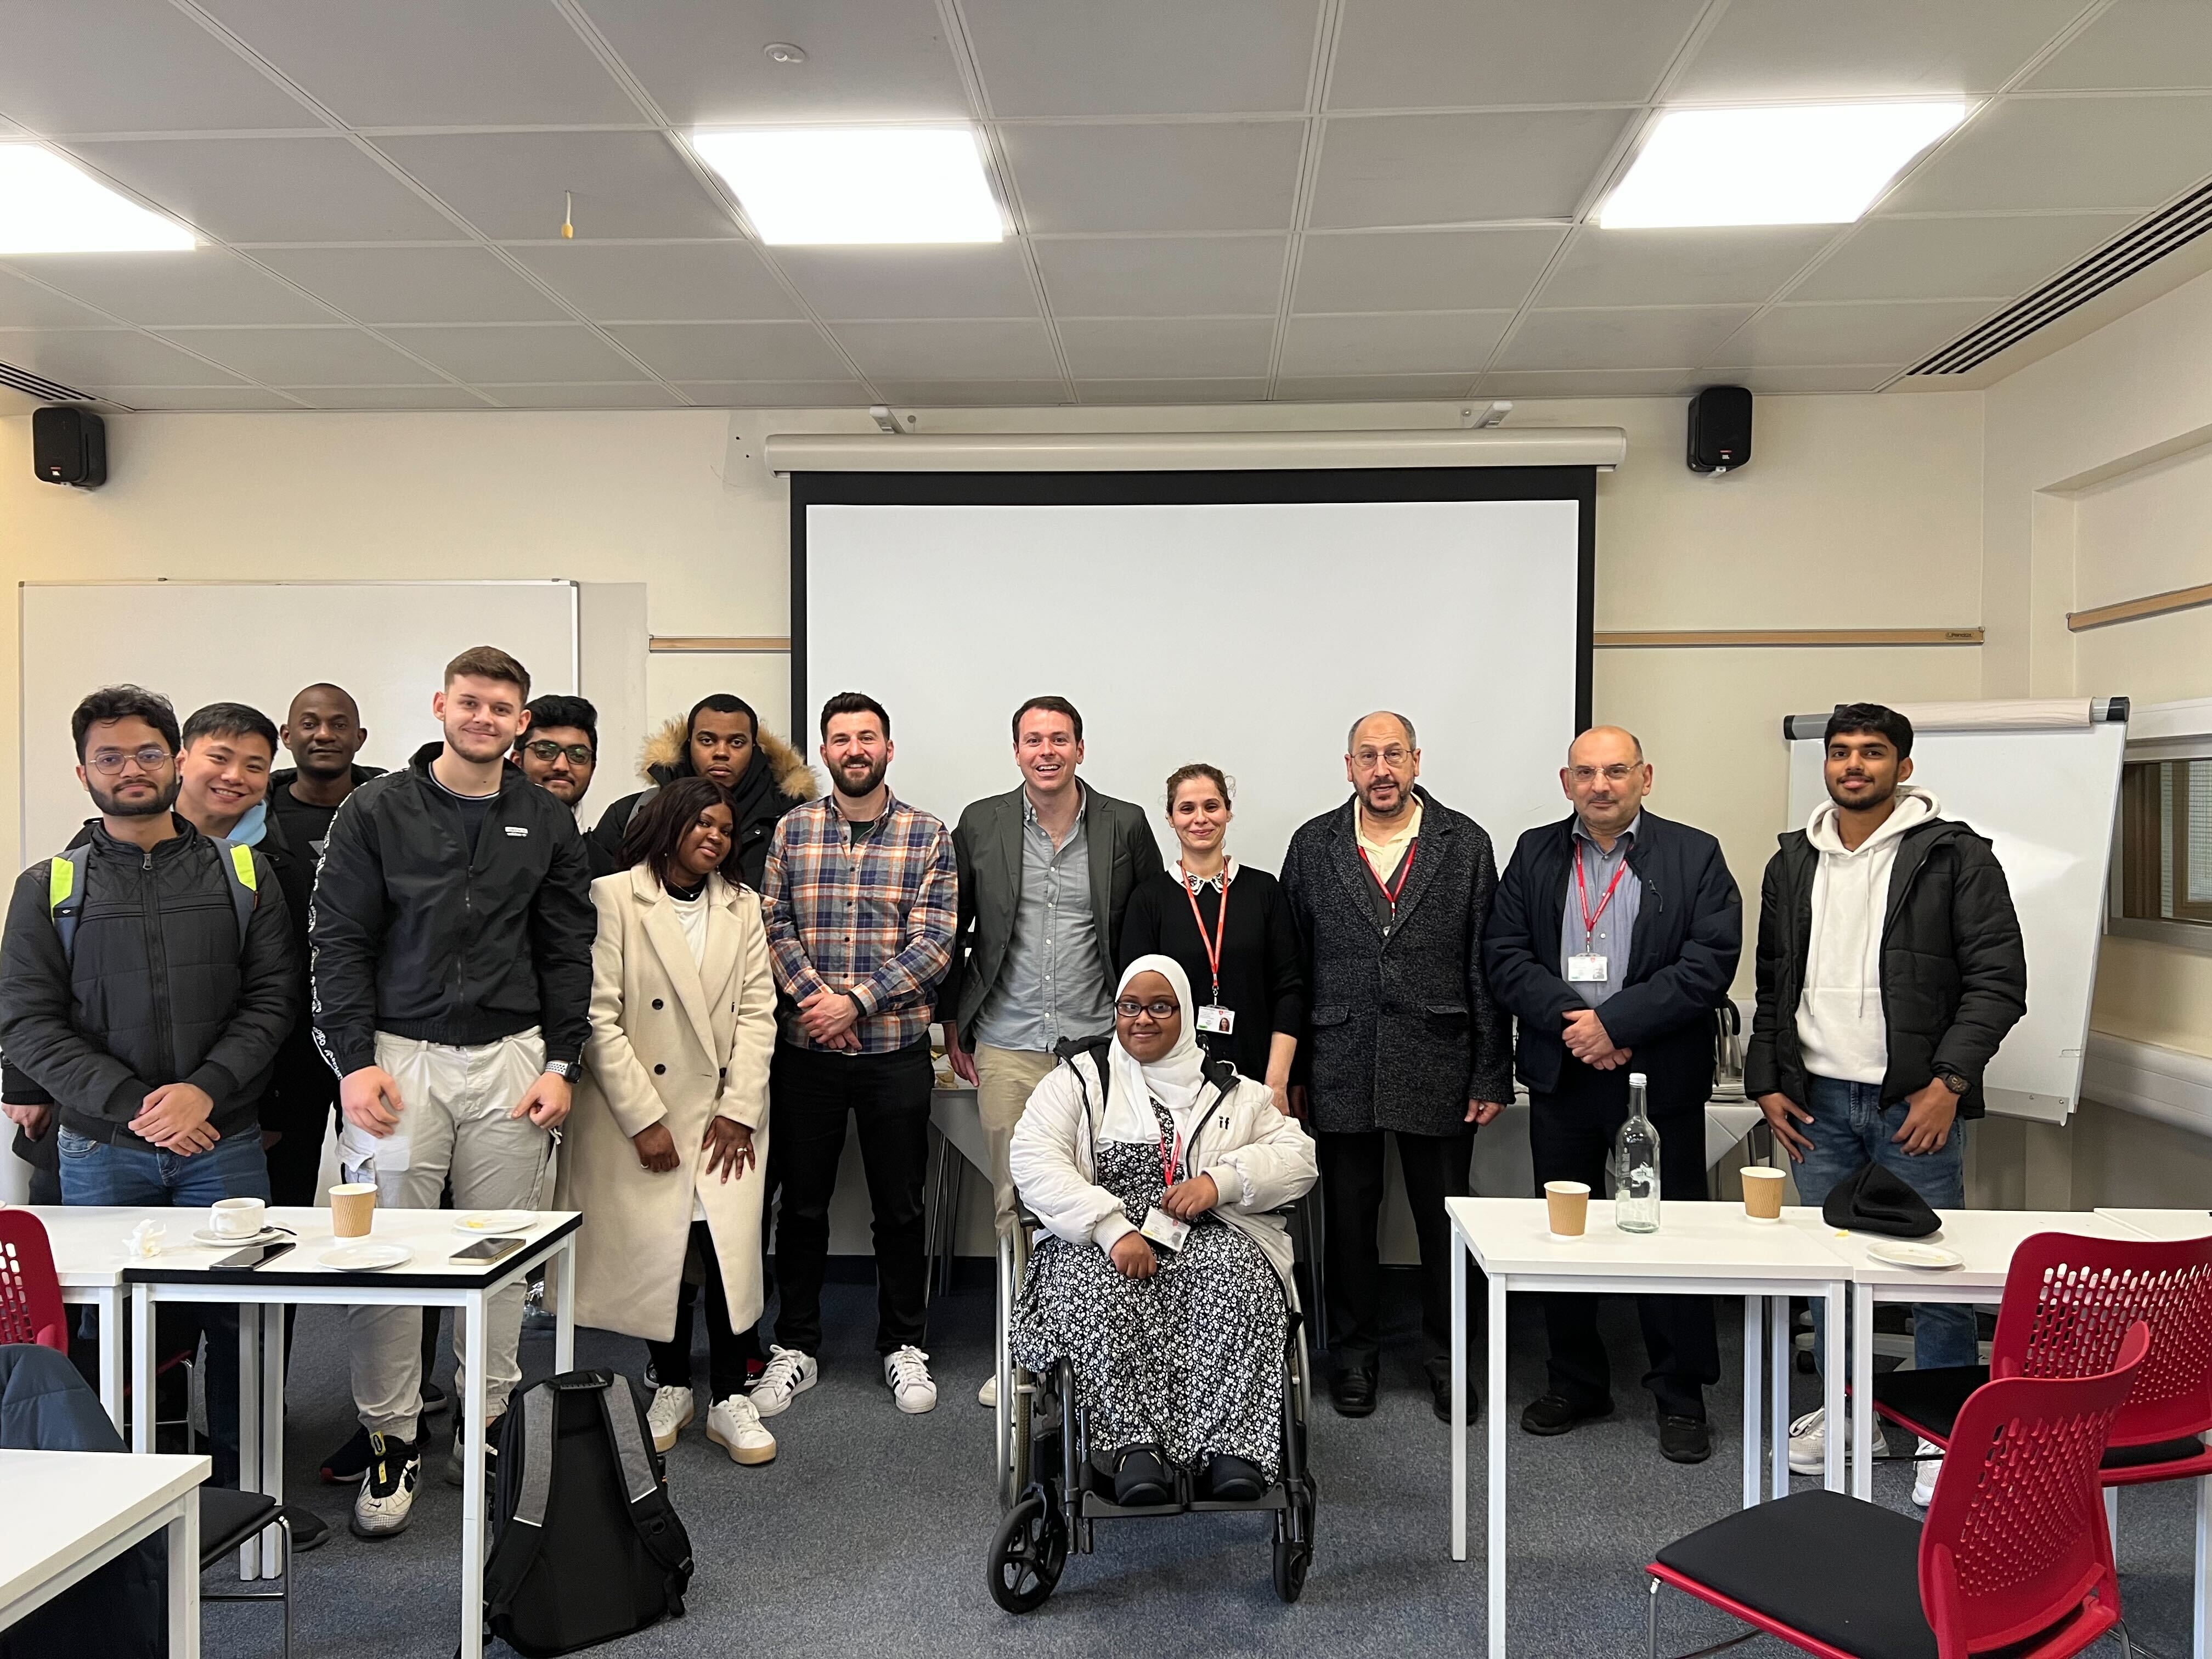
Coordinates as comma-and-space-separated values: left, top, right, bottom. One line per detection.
987, 1492, 1068, 1614
1272, 1476, 1316, 1605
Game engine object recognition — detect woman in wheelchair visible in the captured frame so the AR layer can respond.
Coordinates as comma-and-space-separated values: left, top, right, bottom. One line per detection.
1008, 954, 1318, 1509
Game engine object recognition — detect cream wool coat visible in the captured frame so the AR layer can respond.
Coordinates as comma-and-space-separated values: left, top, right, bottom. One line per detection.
563, 864, 777, 1341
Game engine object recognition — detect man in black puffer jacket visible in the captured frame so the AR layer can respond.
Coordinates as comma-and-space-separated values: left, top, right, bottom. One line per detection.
588, 693, 816, 887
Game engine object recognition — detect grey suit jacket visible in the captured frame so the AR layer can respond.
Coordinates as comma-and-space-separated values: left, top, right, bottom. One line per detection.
941, 782, 1164, 1037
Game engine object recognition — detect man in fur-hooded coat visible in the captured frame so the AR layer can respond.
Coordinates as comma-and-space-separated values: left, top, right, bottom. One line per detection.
589, 695, 817, 888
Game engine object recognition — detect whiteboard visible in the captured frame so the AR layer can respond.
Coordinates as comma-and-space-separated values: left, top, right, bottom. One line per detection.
18, 581, 585, 866
1785, 706, 2128, 1122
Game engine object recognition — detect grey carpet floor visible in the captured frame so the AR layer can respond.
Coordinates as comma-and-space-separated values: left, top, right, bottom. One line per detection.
203, 1281, 2183, 1658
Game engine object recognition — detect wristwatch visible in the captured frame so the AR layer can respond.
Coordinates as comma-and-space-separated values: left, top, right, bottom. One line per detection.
542, 1060, 578, 1082
1937, 1071, 1970, 1096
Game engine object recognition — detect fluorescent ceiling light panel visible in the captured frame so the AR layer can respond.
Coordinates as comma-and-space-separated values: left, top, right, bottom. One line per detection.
0, 144, 195, 252
1599, 101, 1967, 228
693, 126, 1003, 245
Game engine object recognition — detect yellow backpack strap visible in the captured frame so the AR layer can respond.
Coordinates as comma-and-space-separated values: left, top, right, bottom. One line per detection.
229, 841, 258, 892
48, 847, 89, 964
48, 854, 74, 911
210, 836, 259, 951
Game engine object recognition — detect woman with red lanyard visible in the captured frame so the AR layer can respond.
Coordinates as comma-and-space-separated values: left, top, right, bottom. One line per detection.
1118, 763, 1306, 1115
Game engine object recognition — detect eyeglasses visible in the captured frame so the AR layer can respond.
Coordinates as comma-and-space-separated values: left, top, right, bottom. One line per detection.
523, 741, 594, 765
1114, 998, 1180, 1020
87, 746, 172, 776
1353, 746, 1411, 768
1568, 764, 1640, 784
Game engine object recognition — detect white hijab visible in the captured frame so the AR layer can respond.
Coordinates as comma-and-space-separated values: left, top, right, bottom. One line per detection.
1104, 955, 1212, 1147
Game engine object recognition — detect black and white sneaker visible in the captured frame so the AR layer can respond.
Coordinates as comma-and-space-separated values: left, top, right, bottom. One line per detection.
349, 1435, 419, 1539
444, 1413, 503, 1487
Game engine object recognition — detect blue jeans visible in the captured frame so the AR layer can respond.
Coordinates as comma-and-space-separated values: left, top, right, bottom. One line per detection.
1791, 1075, 1978, 1378
58, 1126, 270, 1485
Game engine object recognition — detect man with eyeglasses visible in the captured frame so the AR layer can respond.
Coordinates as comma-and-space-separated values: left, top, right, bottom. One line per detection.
0, 684, 298, 1489
1282, 710, 1512, 1424
1484, 725, 1742, 1464
512, 695, 601, 828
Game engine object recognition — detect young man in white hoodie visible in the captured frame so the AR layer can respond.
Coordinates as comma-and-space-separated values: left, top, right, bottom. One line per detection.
1745, 703, 2026, 1503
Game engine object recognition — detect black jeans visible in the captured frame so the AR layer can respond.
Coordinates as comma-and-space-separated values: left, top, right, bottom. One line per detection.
647, 1222, 748, 1402
263, 1103, 330, 1207
1528, 1057, 1719, 1420
1316, 1126, 1479, 1372
766, 1040, 933, 1358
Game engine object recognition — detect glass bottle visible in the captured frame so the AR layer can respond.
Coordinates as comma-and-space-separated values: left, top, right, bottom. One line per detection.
1613, 1071, 1661, 1233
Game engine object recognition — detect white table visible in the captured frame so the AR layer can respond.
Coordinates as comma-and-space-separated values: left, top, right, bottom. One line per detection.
118, 1204, 580, 1659
0, 1448, 206, 1657
2098, 1207, 2212, 1242
18, 1204, 137, 1431
1447, 1196, 1854, 1659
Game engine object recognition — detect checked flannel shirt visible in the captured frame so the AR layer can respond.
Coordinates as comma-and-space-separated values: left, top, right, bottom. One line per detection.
761, 790, 958, 1053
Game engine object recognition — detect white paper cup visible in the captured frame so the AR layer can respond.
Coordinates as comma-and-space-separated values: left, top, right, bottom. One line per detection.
1742, 1165, 1787, 1221
1544, 1180, 1590, 1238
211, 1196, 266, 1238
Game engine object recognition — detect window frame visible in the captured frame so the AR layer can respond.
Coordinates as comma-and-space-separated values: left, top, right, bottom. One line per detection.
2109, 714, 2212, 951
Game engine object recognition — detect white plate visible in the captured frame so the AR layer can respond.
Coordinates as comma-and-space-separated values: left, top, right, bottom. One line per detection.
1865, 1238, 1963, 1270
454, 1210, 535, 1234
190, 1227, 287, 1247
319, 1243, 413, 1271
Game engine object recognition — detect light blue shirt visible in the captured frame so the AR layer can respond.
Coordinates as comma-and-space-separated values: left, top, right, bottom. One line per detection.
972, 788, 1113, 1052
1560, 814, 1641, 1009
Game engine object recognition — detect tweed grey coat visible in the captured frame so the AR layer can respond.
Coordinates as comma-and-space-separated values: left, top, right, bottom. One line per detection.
1280, 787, 1514, 1137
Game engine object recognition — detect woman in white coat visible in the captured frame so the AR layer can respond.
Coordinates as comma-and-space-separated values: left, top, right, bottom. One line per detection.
566, 777, 780, 1464
1009, 955, 1317, 1508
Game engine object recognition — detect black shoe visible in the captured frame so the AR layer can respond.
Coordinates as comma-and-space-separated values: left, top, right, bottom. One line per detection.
1520, 1393, 1614, 1436
319, 1425, 375, 1485
1331, 1365, 1378, 1418
420, 1380, 449, 1418
276, 1504, 329, 1552
1428, 1361, 1481, 1425
1113, 1446, 1173, 1507
1203, 1453, 1267, 1502
1658, 1414, 1712, 1464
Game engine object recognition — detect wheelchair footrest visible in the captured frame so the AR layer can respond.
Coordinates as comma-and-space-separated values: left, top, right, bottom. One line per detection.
1081, 1489, 1289, 1520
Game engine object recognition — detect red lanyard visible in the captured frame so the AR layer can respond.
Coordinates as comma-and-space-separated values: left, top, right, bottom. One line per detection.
1158, 1119, 1182, 1189
1359, 838, 1418, 912
1574, 842, 1630, 948
1180, 864, 1232, 1005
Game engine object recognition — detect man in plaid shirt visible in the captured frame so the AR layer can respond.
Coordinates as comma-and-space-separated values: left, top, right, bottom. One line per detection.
752, 690, 957, 1418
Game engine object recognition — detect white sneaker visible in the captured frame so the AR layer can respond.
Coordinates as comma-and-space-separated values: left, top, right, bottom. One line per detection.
748, 1345, 817, 1418
349, 1434, 420, 1539
706, 1393, 777, 1465
646, 1385, 696, 1453
1787, 1406, 1888, 1474
978, 1373, 997, 1409
884, 1345, 938, 1414
1912, 1439, 1943, 1507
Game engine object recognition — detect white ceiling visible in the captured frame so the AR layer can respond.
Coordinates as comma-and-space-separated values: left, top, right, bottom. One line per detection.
0, 0, 2206, 410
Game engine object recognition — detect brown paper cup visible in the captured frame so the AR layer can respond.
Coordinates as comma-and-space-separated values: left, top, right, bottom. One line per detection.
330, 1182, 376, 1239
1544, 1180, 1590, 1238
1742, 1165, 1786, 1221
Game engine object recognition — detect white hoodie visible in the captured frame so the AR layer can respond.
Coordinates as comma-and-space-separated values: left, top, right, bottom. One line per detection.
1795, 786, 1939, 1085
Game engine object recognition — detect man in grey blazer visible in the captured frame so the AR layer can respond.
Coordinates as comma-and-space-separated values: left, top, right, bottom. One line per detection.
942, 695, 1164, 1406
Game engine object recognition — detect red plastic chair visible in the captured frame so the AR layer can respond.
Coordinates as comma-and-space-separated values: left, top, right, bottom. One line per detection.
1875, 1232, 2212, 1487
1646, 1322, 2150, 1659
0, 1209, 69, 1353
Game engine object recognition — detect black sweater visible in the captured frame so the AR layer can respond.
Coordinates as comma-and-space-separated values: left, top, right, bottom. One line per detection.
1119, 865, 1304, 1084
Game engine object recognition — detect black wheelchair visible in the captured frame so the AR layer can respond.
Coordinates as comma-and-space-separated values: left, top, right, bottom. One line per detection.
986, 1211, 1319, 1611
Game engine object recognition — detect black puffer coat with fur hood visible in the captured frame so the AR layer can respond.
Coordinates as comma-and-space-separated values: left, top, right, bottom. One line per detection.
588, 717, 818, 889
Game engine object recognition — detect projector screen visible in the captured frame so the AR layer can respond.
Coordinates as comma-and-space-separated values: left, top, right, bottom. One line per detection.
794, 468, 1593, 874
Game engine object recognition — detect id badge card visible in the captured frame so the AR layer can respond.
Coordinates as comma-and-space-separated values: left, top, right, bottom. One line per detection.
1139, 1206, 1191, 1252
1194, 1003, 1236, 1035
1566, 952, 1609, 984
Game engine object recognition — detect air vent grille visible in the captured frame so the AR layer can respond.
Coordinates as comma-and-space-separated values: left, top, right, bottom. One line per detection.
0, 361, 95, 403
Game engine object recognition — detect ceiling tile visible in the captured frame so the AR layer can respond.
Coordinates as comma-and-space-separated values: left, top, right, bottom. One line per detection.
276, 384, 495, 409
1270, 372, 1474, 399
1880, 94, 2212, 215
1725, 301, 2000, 364
2, 249, 337, 325
1278, 310, 1513, 374
0, 268, 109, 326
0, 328, 249, 387
1477, 369, 1701, 398
1292, 227, 1564, 311
601, 321, 850, 379
63, 137, 457, 242
1534, 227, 1834, 307
963, 0, 1316, 116
202, 0, 640, 127
1057, 318, 1275, 378
1694, 364, 1904, 393
1309, 110, 1634, 228
151, 324, 438, 385
375, 132, 737, 241
251, 246, 570, 324
1671, 0, 2088, 100
998, 121, 1305, 233
506, 242, 802, 321
381, 323, 651, 381
2028, 1, 2212, 91
1793, 212, 2139, 301
576, 0, 972, 124
673, 380, 873, 405
831, 318, 1062, 379
1330, 0, 1706, 109
1494, 306, 1756, 370
0, 0, 311, 133
772, 244, 1038, 319
99, 386, 311, 409
479, 382, 682, 408
871, 379, 1071, 405
1033, 236, 1287, 316
1074, 377, 1272, 402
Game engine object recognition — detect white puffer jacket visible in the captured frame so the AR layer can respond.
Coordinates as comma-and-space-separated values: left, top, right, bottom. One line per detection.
1009, 1048, 1318, 1290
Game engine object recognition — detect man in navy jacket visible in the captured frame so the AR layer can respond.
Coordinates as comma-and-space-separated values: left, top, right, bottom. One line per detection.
1483, 727, 1741, 1464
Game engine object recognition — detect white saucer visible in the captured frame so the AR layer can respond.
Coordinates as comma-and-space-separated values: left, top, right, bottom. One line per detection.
319, 1243, 413, 1271
1865, 1238, 1963, 1270
454, 1210, 534, 1234
191, 1227, 286, 1247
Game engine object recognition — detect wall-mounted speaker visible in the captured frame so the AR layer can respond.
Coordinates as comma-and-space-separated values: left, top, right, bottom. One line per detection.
1687, 385, 1751, 475
33, 405, 106, 489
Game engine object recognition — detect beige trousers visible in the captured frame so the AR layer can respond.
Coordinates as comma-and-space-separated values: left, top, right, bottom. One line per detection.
974, 1042, 1060, 1230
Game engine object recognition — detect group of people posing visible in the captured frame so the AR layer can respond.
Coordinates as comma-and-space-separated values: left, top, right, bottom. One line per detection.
0, 647, 2025, 1538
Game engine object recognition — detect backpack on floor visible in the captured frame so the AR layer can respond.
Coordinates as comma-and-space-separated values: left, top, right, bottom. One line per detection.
482, 1369, 695, 1657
